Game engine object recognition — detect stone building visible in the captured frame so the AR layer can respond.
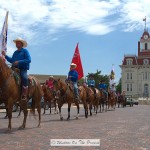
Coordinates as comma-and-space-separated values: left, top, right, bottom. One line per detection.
29, 74, 67, 84
120, 27, 150, 98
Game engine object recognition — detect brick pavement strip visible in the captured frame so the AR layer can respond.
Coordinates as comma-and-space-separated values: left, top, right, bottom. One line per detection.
0, 105, 150, 150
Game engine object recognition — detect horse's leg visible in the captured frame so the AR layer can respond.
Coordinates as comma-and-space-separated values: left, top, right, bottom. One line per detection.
67, 102, 71, 120
58, 102, 63, 120
6, 100, 13, 132
18, 102, 28, 129
17, 107, 22, 118
83, 101, 88, 118
54, 99, 58, 114
89, 103, 92, 116
4, 107, 8, 119
49, 101, 52, 114
43, 99, 46, 114
36, 97, 41, 128
74, 101, 80, 119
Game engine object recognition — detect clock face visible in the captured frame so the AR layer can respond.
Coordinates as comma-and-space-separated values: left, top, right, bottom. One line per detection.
144, 35, 148, 39
143, 59, 149, 65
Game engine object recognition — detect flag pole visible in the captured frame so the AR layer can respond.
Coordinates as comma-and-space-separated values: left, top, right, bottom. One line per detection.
0, 11, 9, 57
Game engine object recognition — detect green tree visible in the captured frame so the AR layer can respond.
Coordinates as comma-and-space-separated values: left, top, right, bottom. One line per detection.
116, 78, 121, 93
86, 70, 110, 88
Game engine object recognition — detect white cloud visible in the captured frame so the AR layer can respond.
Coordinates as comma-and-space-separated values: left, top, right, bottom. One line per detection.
0, 0, 150, 51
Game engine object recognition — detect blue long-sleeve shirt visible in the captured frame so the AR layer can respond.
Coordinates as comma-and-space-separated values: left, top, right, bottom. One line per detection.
87, 79, 95, 87
68, 69, 78, 82
5, 48, 31, 70
98, 83, 108, 90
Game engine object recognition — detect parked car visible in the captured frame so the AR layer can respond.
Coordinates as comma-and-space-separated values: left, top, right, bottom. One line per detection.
0, 102, 19, 112
125, 98, 139, 107
27, 97, 50, 110
132, 98, 139, 105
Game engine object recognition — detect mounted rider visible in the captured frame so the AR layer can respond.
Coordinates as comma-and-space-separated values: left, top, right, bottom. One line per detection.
68, 63, 80, 101
87, 74, 96, 98
46, 75, 54, 91
98, 80, 108, 98
2, 37, 31, 102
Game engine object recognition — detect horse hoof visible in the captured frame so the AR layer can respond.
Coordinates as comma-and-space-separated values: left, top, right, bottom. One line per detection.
5, 129, 11, 133
67, 117, 70, 120
60, 117, 63, 120
37, 125, 41, 128
18, 125, 25, 130
76, 117, 78, 120
4, 116, 8, 119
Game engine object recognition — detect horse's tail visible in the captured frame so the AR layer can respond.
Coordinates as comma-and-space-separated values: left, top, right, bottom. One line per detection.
29, 76, 43, 119
29, 99, 37, 120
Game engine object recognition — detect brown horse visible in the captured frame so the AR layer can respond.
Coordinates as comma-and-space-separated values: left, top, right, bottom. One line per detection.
108, 90, 116, 110
99, 89, 108, 112
117, 95, 126, 108
93, 88, 101, 114
53, 79, 80, 120
0, 57, 43, 132
83, 85, 97, 116
78, 85, 88, 118
42, 83, 58, 114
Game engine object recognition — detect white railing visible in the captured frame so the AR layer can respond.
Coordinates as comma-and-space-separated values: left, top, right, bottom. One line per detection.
138, 97, 150, 105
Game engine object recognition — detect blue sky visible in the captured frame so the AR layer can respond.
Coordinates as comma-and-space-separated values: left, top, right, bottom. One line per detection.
0, 0, 150, 82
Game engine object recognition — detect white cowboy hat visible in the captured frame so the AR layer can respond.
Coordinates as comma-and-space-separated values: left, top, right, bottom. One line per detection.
49, 75, 54, 78
13, 37, 27, 48
70, 63, 77, 68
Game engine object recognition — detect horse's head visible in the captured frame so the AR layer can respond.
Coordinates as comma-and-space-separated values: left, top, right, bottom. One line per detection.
41, 83, 47, 93
53, 79, 62, 91
53, 78, 68, 94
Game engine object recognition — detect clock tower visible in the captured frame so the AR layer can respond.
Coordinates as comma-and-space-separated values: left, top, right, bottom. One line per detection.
138, 30, 150, 56
120, 17, 150, 98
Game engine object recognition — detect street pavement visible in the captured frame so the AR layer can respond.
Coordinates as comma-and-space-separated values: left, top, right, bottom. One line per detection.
0, 104, 150, 150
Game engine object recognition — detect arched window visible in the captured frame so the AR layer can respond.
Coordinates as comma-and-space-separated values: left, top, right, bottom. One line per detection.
145, 43, 148, 50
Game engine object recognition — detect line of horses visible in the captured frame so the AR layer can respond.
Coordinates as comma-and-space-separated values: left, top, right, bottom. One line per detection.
0, 56, 126, 132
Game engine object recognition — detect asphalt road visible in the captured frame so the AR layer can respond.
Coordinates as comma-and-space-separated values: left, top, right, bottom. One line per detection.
0, 104, 150, 150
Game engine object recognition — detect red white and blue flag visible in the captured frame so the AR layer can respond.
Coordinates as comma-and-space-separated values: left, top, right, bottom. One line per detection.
0, 11, 9, 55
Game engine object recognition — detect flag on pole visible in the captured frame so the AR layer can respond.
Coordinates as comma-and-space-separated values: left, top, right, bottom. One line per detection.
0, 11, 9, 55
111, 64, 115, 79
71, 43, 84, 80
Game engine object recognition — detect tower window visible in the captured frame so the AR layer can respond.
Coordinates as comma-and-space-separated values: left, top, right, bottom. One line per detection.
126, 59, 133, 65
145, 43, 148, 50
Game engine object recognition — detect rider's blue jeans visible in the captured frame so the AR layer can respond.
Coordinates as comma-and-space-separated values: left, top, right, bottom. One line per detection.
20, 69, 28, 87
73, 82, 79, 97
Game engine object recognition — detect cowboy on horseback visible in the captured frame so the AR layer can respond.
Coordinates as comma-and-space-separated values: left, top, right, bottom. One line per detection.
98, 80, 108, 97
46, 75, 54, 90
2, 37, 31, 102
87, 74, 97, 98
68, 63, 79, 101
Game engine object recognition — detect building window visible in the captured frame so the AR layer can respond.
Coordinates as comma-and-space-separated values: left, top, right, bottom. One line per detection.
145, 43, 148, 50
130, 84, 132, 91
126, 59, 133, 65
127, 83, 132, 91
127, 72, 132, 80
127, 73, 129, 80
130, 73, 132, 80
145, 72, 148, 80
127, 84, 129, 91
